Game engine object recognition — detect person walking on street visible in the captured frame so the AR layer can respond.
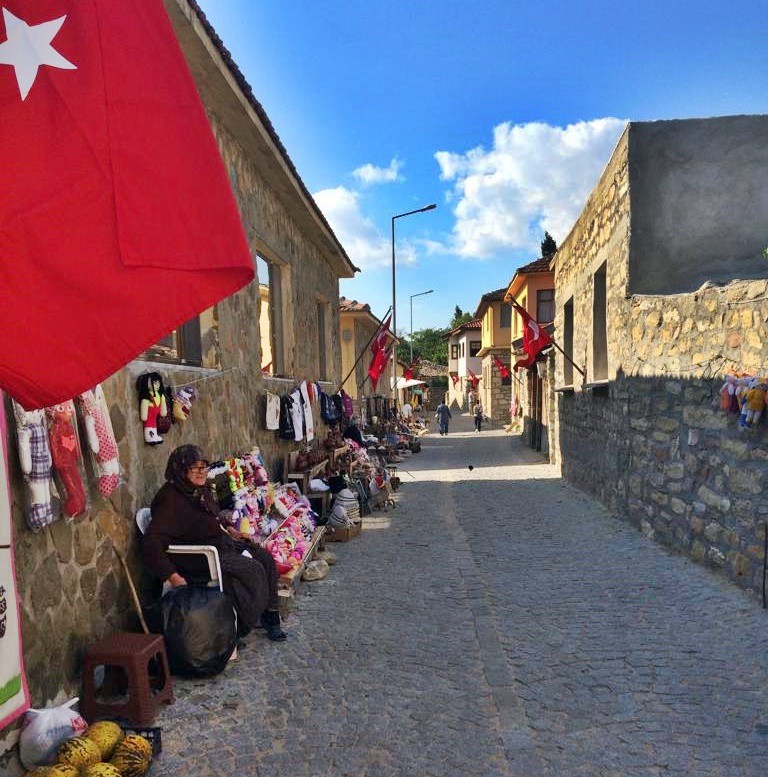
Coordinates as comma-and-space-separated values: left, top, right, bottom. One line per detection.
435, 401, 452, 436
473, 401, 484, 432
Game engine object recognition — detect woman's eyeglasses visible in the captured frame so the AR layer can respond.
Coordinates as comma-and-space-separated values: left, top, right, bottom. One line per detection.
188, 464, 209, 474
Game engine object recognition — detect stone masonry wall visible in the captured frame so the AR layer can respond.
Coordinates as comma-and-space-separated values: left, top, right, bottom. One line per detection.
481, 352, 511, 425
552, 122, 768, 596
2, 107, 342, 749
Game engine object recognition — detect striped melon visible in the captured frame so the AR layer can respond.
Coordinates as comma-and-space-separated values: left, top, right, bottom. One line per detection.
50, 767, 81, 777
109, 734, 152, 777
82, 764, 123, 777
86, 720, 124, 759
57, 736, 101, 769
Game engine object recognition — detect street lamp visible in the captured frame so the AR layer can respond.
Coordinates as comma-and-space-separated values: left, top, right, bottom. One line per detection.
409, 289, 434, 362
391, 203, 436, 403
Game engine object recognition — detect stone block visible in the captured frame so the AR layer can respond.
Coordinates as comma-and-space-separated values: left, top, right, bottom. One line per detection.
670, 497, 687, 515
703, 522, 722, 542
683, 406, 728, 430
30, 552, 64, 613
665, 462, 685, 479
728, 468, 763, 495
655, 417, 680, 433
691, 540, 707, 561
49, 520, 74, 564
720, 437, 750, 459
697, 485, 730, 512
707, 546, 726, 566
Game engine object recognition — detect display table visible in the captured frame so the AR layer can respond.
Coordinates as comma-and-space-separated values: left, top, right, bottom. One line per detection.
277, 526, 325, 606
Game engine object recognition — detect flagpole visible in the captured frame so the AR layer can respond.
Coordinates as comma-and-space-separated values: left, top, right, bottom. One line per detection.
338, 306, 393, 392
507, 295, 585, 378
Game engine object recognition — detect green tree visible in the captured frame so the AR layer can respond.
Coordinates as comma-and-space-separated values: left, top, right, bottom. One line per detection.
541, 231, 557, 257
450, 305, 473, 328
397, 327, 448, 365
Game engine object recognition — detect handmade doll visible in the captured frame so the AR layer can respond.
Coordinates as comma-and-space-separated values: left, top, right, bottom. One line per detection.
172, 386, 197, 423
12, 402, 55, 531
719, 374, 738, 412
136, 372, 167, 444
78, 385, 121, 497
45, 401, 87, 519
744, 380, 767, 427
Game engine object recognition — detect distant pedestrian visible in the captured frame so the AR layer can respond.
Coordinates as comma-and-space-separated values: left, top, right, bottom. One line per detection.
401, 401, 413, 421
473, 401, 483, 432
435, 402, 452, 436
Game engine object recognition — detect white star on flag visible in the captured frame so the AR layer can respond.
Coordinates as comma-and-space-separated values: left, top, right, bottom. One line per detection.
0, 7, 76, 101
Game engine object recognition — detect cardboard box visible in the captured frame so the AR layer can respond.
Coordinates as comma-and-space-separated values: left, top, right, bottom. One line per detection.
324, 522, 362, 542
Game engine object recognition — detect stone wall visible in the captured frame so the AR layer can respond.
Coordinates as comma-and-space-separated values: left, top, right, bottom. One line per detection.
552, 120, 768, 596
2, 91, 343, 750
481, 352, 511, 425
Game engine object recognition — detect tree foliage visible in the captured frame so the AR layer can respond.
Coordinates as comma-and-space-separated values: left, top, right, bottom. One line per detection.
450, 305, 473, 328
397, 327, 448, 365
541, 231, 557, 257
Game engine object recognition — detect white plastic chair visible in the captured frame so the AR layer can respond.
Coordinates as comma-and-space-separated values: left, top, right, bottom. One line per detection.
135, 507, 223, 592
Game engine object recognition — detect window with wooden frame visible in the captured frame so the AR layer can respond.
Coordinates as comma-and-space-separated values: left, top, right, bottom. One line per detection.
563, 297, 574, 386
451, 344, 459, 360
537, 288, 555, 323
592, 263, 608, 381
142, 315, 204, 366
257, 255, 285, 377
469, 340, 481, 357
316, 299, 329, 380
499, 304, 512, 328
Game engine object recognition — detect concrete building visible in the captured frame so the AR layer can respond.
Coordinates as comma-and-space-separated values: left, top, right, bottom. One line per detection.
505, 257, 555, 457
475, 288, 513, 423
552, 114, 768, 595
2, 0, 357, 750
446, 319, 482, 410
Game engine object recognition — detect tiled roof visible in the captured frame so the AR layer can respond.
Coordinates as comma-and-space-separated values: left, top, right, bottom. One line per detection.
339, 297, 371, 313
418, 360, 448, 377
445, 318, 482, 337
474, 287, 510, 319
514, 256, 552, 275
184, 1, 359, 275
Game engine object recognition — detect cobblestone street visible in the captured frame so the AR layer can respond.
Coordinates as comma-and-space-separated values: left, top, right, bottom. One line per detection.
152, 415, 768, 776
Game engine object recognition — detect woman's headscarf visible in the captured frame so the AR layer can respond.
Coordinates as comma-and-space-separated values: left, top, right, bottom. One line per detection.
165, 444, 218, 515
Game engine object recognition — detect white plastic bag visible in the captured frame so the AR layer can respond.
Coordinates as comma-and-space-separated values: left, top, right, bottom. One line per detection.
19, 697, 88, 768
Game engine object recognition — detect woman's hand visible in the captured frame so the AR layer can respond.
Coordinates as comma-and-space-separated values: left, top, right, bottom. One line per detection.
167, 572, 187, 587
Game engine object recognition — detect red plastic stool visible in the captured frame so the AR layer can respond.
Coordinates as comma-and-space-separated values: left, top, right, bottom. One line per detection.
81, 632, 174, 725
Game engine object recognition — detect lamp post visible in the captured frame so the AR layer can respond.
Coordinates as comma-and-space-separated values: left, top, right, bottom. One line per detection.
391, 204, 436, 403
409, 289, 434, 362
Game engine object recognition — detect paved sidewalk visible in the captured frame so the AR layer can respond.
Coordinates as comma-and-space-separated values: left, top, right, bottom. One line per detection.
152, 416, 768, 776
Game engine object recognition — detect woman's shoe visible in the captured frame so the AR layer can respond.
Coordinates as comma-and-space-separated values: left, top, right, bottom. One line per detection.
262, 609, 287, 641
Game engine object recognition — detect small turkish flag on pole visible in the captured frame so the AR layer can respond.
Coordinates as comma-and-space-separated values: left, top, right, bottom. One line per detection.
468, 369, 480, 388
367, 346, 390, 391
370, 315, 392, 356
0, 3, 254, 408
510, 300, 553, 372
492, 354, 510, 379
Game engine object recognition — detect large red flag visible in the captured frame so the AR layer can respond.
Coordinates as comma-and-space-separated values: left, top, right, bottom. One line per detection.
492, 354, 511, 379
510, 300, 553, 372
370, 315, 392, 356
0, 2, 254, 408
367, 346, 390, 391
403, 358, 419, 381
468, 369, 480, 389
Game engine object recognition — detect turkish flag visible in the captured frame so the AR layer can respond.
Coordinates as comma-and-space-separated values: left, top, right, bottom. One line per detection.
370, 315, 392, 356
492, 354, 510, 379
468, 369, 480, 388
367, 347, 390, 391
450, 373, 459, 387
0, 2, 254, 408
510, 300, 553, 372
403, 359, 418, 381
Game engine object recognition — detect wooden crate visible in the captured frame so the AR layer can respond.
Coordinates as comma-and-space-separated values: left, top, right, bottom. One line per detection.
324, 521, 362, 543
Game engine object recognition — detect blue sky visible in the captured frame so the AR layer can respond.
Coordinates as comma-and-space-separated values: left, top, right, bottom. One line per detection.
197, 1, 768, 334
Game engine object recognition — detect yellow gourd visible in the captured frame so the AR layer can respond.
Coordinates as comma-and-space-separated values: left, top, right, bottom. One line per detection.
82, 764, 123, 777
109, 734, 152, 777
57, 736, 101, 769
86, 720, 125, 759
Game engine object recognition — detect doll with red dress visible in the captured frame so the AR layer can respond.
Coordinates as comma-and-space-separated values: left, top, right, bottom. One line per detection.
45, 401, 87, 519
136, 372, 168, 445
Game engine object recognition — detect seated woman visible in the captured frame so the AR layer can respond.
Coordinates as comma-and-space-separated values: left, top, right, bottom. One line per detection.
143, 445, 286, 641
342, 418, 364, 446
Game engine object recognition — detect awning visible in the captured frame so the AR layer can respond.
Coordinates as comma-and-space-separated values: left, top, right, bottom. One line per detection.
391, 377, 427, 390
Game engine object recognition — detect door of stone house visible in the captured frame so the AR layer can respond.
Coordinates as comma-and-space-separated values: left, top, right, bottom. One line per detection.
527, 372, 544, 451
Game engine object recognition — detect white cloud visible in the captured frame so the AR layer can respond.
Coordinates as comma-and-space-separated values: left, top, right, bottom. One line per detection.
435, 118, 627, 258
352, 158, 404, 186
313, 186, 416, 271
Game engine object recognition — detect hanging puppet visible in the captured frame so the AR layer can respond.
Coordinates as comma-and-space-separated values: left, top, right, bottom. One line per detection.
78, 385, 121, 497
45, 401, 87, 519
136, 372, 168, 444
12, 401, 56, 531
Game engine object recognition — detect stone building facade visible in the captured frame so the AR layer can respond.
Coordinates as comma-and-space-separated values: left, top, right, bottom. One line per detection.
475, 288, 512, 422
1, 0, 356, 752
552, 115, 768, 596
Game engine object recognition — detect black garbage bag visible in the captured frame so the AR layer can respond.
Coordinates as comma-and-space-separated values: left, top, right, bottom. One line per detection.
161, 585, 237, 677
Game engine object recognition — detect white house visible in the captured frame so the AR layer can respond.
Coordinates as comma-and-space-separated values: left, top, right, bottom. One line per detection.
445, 318, 482, 409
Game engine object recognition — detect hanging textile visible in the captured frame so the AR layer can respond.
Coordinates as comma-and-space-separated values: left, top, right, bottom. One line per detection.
0, 394, 30, 727
289, 390, 304, 442
265, 392, 280, 431
299, 381, 315, 442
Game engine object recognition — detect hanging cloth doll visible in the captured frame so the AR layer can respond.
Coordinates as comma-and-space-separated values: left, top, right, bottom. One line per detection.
278, 393, 297, 441
78, 385, 121, 497
265, 392, 280, 431
290, 388, 304, 442
136, 372, 168, 444
12, 402, 56, 531
45, 401, 87, 519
